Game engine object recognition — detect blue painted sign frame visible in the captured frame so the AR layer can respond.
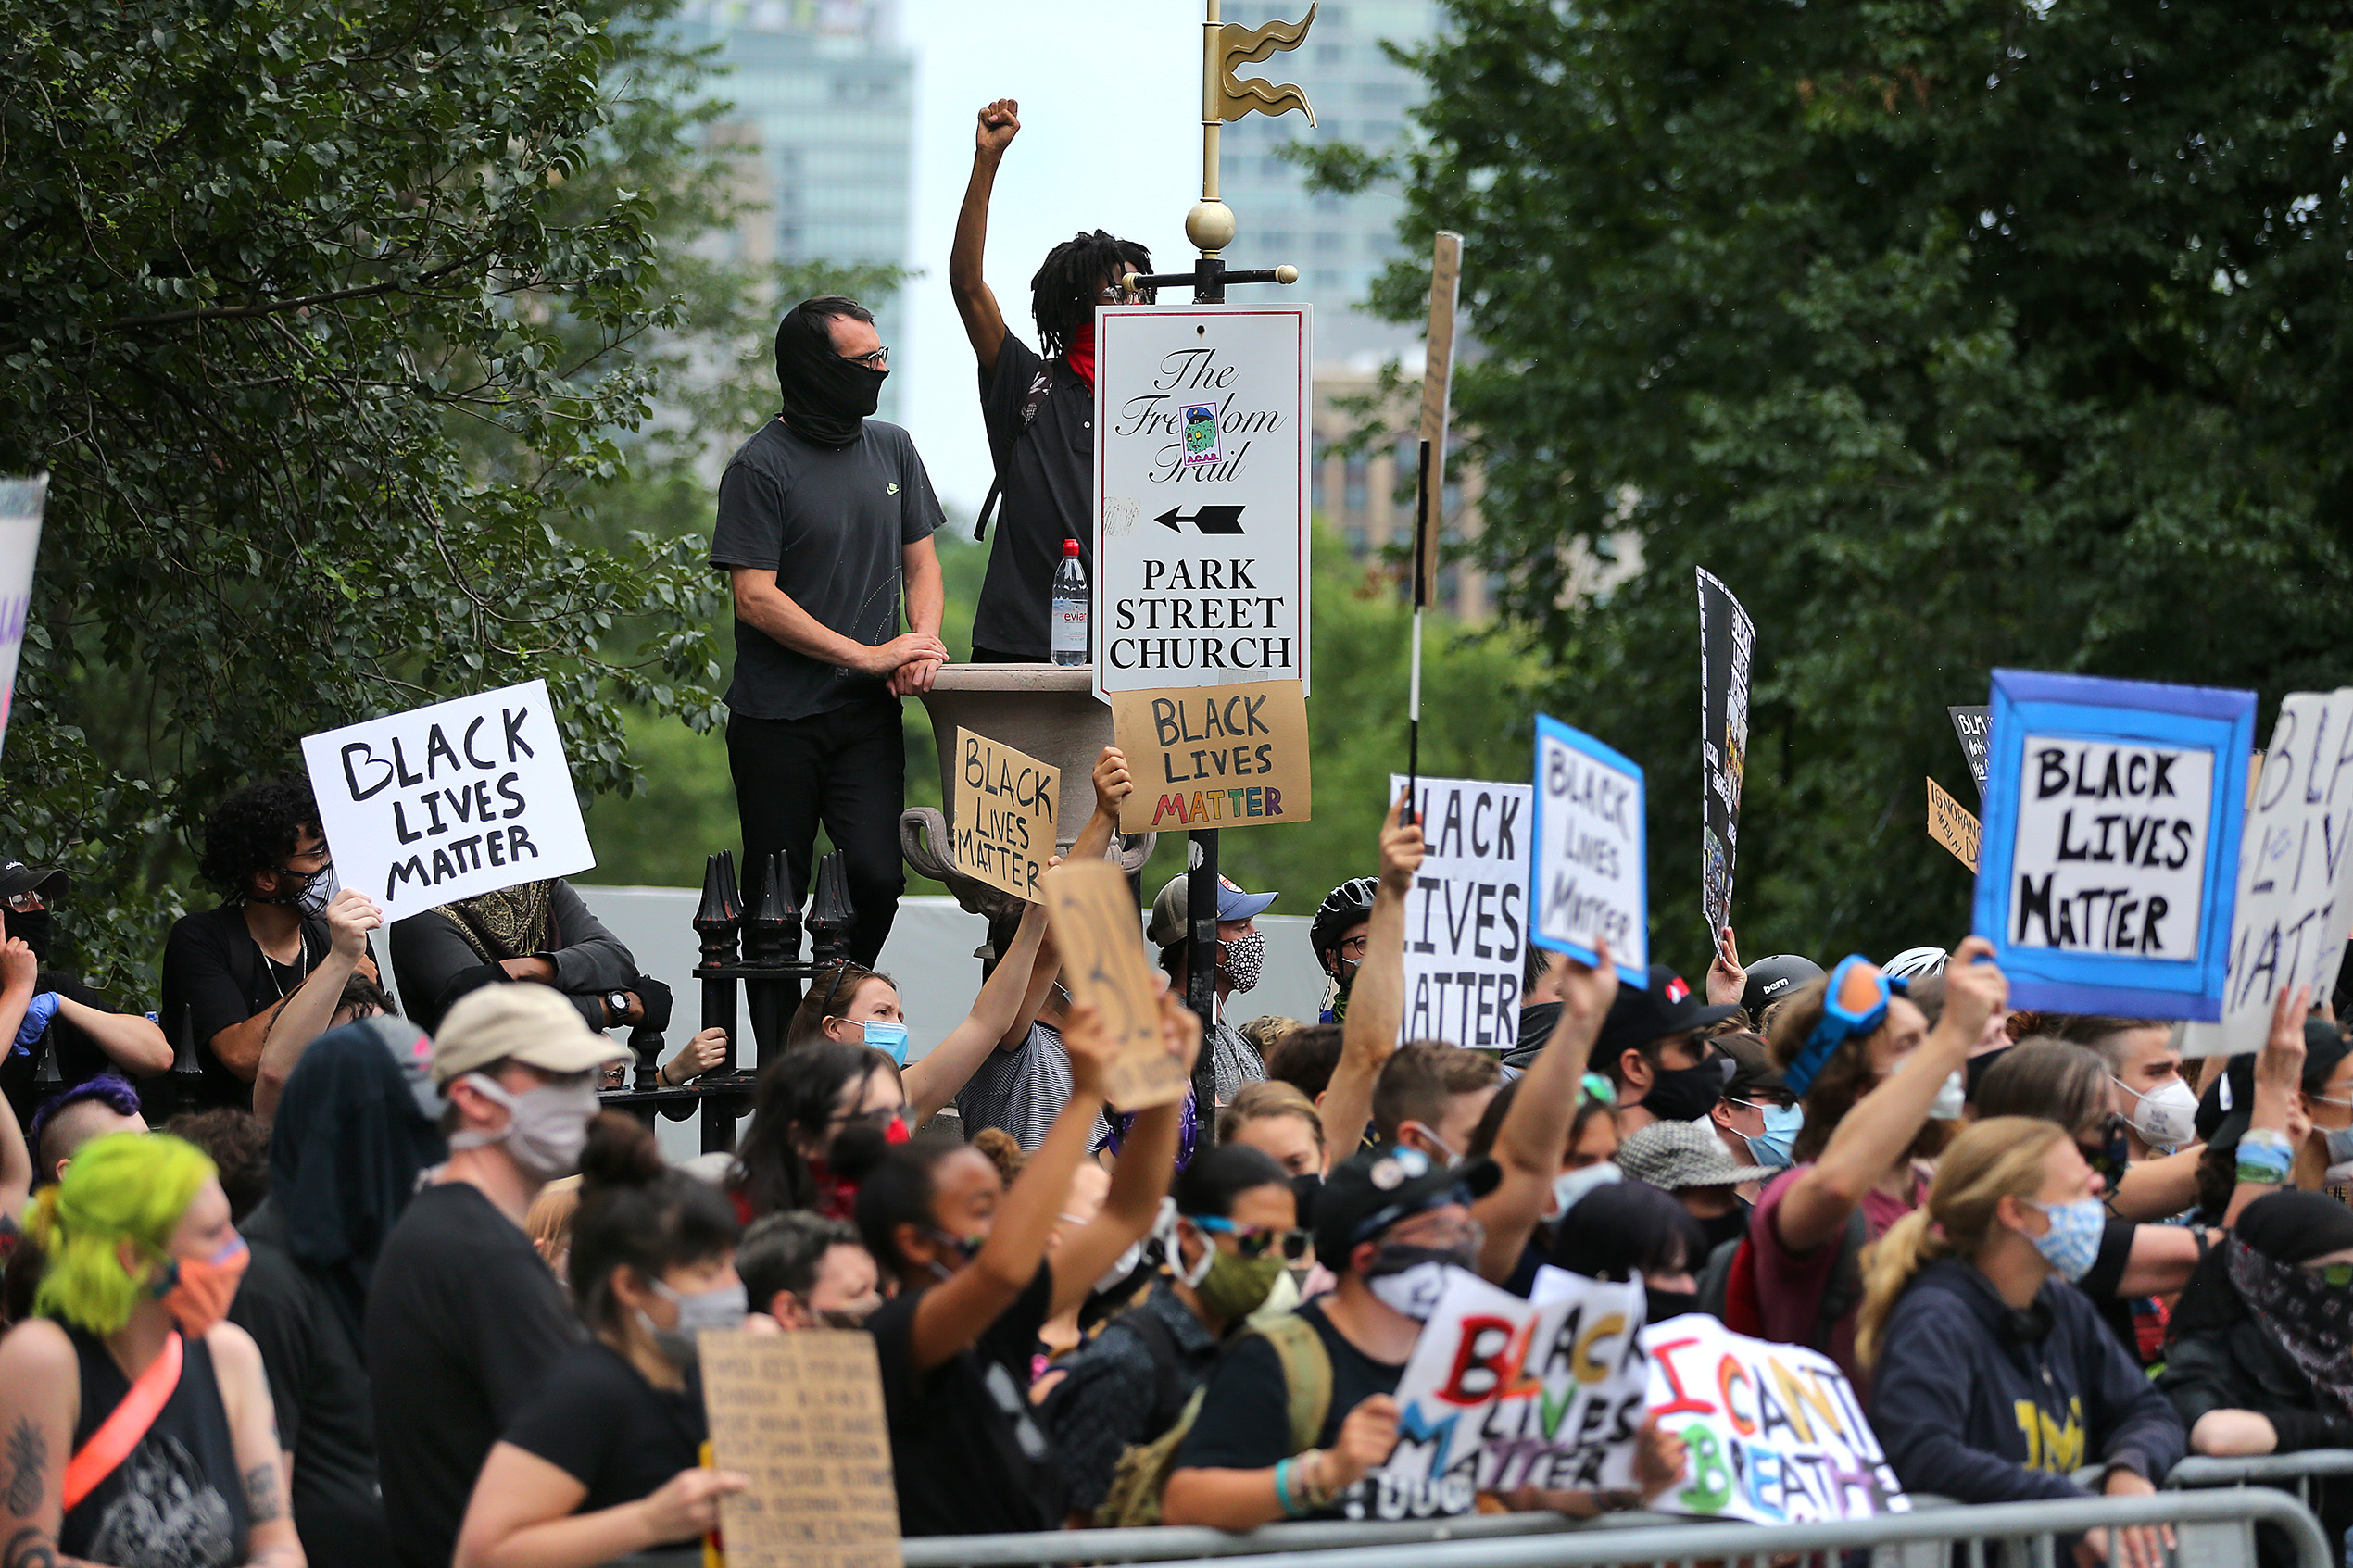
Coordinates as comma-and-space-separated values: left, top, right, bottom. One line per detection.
1529, 713, 1649, 986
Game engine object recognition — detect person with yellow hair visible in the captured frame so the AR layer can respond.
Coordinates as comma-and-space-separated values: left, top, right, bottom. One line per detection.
0, 1132, 300, 1568
1859, 1116, 2182, 1568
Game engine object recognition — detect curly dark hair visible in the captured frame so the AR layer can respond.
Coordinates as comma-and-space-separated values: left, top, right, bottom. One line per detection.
1031, 230, 1155, 358
163, 1109, 273, 1224
197, 773, 321, 901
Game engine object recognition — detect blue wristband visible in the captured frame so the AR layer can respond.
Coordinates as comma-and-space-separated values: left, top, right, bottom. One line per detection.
2235, 1138, 2293, 1182
1273, 1457, 1297, 1518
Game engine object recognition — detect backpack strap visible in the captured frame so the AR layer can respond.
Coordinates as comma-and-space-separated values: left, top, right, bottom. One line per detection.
1252, 1312, 1335, 1456
62, 1329, 183, 1512
973, 368, 1057, 541
1814, 1206, 1872, 1352
1122, 1303, 1189, 1438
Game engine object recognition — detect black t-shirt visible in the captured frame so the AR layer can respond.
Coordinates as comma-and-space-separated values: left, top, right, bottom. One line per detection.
504, 1342, 706, 1524
709, 417, 944, 721
0, 971, 120, 1125
231, 1202, 394, 1568
364, 1181, 584, 1568
159, 904, 333, 1111
61, 1323, 248, 1568
1176, 1298, 1472, 1523
868, 1261, 1058, 1536
972, 335, 1094, 659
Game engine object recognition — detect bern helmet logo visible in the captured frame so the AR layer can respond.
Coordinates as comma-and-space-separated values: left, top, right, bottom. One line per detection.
1665, 975, 1690, 1004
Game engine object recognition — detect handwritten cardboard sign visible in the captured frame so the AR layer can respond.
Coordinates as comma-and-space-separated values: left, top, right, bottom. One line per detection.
1390, 773, 1531, 1048
1927, 776, 1981, 872
1697, 569, 1755, 945
1644, 1314, 1907, 1524
700, 1329, 902, 1568
1110, 679, 1312, 834
1972, 669, 2253, 1019
1530, 714, 1647, 985
300, 679, 593, 920
1039, 859, 1184, 1110
2181, 690, 2353, 1058
1373, 1265, 1648, 1508
0, 475, 45, 761
950, 728, 1059, 904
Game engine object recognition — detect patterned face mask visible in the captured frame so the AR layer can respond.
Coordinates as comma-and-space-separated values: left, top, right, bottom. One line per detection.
1218, 929, 1265, 994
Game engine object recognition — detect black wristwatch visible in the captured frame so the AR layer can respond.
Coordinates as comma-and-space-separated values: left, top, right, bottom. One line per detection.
604, 990, 633, 1027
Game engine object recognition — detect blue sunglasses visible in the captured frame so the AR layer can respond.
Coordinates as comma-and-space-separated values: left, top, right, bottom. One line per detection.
1782, 955, 1907, 1098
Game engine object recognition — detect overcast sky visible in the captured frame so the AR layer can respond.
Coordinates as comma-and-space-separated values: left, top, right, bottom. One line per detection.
892, 0, 1204, 518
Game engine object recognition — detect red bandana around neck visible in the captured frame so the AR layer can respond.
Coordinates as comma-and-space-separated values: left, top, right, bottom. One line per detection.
1063, 326, 1096, 391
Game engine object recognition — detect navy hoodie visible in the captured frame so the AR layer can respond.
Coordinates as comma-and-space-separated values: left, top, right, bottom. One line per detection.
1869, 1259, 2183, 1502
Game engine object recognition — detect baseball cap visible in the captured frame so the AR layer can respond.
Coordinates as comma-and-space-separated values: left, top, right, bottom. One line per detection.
1147, 873, 1277, 948
1599, 964, 1743, 1063
1740, 954, 1823, 1018
1614, 1118, 1777, 1191
1713, 1032, 1786, 1100
432, 984, 627, 1086
345, 1014, 445, 1122
1312, 1144, 1499, 1273
0, 860, 71, 899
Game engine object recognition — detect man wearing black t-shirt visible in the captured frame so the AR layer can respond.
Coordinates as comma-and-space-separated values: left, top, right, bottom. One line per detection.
711, 294, 946, 972
950, 98, 1154, 662
0, 860, 171, 1126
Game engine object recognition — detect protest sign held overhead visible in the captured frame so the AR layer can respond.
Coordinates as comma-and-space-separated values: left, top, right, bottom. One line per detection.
1531, 714, 1647, 985
950, 728, 1058, 904
301, 678, 594, 920
1645, 1315, 1907, 1524
1949, 705, 1992, 800
0, 475, 45, 761
1972, 669, 2254, 1019
1110, 679, 1312, 834
1390, 773, 1530, 1048
2181, 689, 2353, 1057
1092, 305, 1311, 699
1927, 776, 1981, 872
1372, 1263, 1649, 1511
701, 1329, 901, 1568
1697, 569, 1755, 947
1040, 858, 1186, 1110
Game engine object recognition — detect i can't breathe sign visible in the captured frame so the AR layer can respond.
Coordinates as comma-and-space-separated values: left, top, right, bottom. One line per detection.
301, 679, 594, 919
2008, 738, 2213, 956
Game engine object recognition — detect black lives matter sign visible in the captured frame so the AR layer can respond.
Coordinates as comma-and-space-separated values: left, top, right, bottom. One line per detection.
2007, 740, 2212, 955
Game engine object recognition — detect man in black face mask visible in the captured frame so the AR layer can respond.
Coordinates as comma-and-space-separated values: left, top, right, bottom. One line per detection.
160, 774, 384, 1116
711, 295, 948, 1009
0, 860, 174, 1126
1596, 964, 1740, 1138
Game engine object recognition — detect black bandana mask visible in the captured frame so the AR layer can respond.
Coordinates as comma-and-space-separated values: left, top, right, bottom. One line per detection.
774, 307, 887, 447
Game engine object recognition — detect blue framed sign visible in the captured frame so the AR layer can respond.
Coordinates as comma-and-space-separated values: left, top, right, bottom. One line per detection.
1971, 669, 2255, 1020
1530, 714, 1648, 985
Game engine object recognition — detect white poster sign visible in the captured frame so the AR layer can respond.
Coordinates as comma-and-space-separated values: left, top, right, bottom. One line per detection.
1374, 1266, 1649, 1505
1643, 1314, 1907, 1524
1092, 305, 1311, 698
0, 475, 46, 760
301, 679, 594, 920
2007, 736, 2216, 957
1390, 774, 1531, 1048
2181, 690, 2353, 1057
1530, 714, 1648, 985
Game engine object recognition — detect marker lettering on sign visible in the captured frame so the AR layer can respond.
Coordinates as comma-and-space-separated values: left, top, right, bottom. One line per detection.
2007, 737, 2214, 959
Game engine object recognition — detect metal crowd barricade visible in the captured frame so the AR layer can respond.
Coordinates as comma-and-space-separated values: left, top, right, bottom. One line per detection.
2170, 1449, 2353, 1518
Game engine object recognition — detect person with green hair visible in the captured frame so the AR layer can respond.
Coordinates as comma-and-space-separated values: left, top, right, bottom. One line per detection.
0, 1131, 300, 1568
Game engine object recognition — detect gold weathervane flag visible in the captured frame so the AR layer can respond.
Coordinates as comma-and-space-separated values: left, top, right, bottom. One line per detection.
1214, 2, 1318, 125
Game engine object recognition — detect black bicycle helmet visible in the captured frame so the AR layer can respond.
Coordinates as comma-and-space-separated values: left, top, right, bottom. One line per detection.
1310, 877, 1378, 966
1741, 953, 1825, 1019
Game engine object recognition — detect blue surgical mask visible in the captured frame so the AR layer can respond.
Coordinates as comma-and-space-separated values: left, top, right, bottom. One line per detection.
1750, 1103, 1803, 1168
2026, 1198, 2104, 1284
861, 1020, 911, 1065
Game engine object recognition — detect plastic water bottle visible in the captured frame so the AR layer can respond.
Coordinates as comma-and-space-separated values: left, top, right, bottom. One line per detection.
1051, 538, 1088, 666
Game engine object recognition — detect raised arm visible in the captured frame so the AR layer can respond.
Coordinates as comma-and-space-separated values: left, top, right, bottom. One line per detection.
1470, 938, 1617, 1282
901, 897, 1052, 1123
0, 947, 31, 1216
1321, 795, 1420, 1167
252, 890, 383, 1123
2227, 985, 2309, 1228
1000, 748, 1135, 1049
950, 99, 1019, 373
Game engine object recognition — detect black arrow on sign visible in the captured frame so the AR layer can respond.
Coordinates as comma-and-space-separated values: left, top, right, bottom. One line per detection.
1155, 505, 1247, 534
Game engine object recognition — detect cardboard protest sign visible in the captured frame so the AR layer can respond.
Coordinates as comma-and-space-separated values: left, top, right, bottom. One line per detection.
1372, 1265, 1649, 1510
1093, 304, 1312, 697
1110, 679, 1312, 834
1530, 714, 1647, 985
1927, 776, 1981, 872
301, 679, 594, 920
1390, 773, 1531, 1049
2180, 690, 2353, 1057
1972, 670, 2254, 1019
1697, 570, 1755, 947
0, 476, 44, 762
1950, 705, 1991, 801
950, 728, 1059, 903
1644, 1314, 1907, 1524
1039, 858, 1184, 1109
700, 1329, 901, 1568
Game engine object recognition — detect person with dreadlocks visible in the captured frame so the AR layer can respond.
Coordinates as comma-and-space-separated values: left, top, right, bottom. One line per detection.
951, 97, 1155, 662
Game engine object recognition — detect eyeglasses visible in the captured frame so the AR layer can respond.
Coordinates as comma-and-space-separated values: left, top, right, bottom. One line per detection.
1092, 283, 1142, 304
837, 345, 890, 370
283, 844, 332, 871
5, 892, 44, 913
1579, 1073, 1616, 1107
830, 1102, 904, 1129
1189, 1214, 1311, 1261
1338, 935, 1370, 959
1784, 954, 1907, 1097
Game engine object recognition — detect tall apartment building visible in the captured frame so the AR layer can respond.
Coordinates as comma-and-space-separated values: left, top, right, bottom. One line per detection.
669, 0, 914, 419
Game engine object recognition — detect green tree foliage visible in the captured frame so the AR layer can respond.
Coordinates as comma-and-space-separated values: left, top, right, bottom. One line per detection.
1305, 0, 2353, 964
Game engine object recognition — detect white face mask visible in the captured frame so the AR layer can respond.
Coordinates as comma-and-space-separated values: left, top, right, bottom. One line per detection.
449, 1073, 599, 1181
1365, 1261, 1455, 1321
2115, 1075, 2197, 1147
1547, 1161, 1622, 1221
1928, 1070, 1967, 1123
